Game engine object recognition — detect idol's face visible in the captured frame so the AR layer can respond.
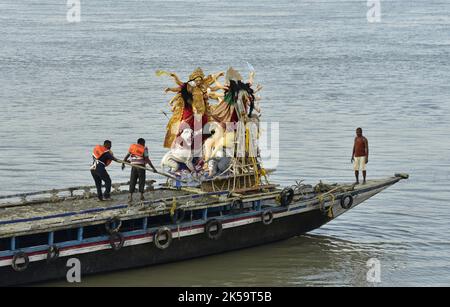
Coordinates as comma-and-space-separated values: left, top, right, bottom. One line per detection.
194, 78, 202, 86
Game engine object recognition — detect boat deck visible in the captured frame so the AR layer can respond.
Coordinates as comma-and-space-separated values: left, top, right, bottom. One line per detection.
0, 175, 407, 239
0, 187, 233, 238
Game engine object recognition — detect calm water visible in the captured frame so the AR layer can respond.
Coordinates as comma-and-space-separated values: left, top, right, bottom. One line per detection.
1, 0, 450, 286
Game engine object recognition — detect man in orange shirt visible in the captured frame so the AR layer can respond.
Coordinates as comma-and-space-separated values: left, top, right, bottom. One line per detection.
351, 128, 369, 184
91, 140, 119, 201
122, 138, 157, 202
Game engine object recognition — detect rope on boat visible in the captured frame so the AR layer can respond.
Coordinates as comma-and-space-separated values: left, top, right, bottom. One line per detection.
314, 181, 355, 218
317, 193, 336, 218
118, 160, 191, 183
314, 181, 356, 194
170, 197, 177, 217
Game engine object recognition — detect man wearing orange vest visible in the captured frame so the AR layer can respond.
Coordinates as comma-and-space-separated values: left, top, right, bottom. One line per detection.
122, 138, 157, 202
91, 140, 119, 201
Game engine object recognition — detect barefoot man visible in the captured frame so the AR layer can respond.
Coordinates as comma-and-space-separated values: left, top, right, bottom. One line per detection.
351, 128, 369, 184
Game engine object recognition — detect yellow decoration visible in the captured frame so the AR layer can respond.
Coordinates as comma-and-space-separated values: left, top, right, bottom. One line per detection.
170, 197, 177, 217
156, 70, 170, 77
164, 95, 184, 148
189, 67, 205, 81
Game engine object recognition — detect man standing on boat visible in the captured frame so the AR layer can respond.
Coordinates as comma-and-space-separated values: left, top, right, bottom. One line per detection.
122, 138, 157, 202
91, 140, 119, 201
351, 128, 369, 184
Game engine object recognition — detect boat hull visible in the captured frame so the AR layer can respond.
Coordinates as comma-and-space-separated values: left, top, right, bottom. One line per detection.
0, 207, 329, 286
0, 175, 407, 286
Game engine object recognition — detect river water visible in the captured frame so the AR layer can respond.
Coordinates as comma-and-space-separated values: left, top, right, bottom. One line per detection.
1, 0, 449, 286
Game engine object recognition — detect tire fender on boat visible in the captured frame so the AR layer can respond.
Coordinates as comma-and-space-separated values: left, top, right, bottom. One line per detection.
46, 245, 60, 263
205, 219, 223, 240
12, 252, 29, 272
105, 217, 122, 234
340, 194, 354, 209
153, 227, 172, 250
280, 188, 295, 206
110, 232, 125, 251
261, 209, 274, 225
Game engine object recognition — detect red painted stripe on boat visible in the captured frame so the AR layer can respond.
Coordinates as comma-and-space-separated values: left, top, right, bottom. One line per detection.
0, 210, 285, 262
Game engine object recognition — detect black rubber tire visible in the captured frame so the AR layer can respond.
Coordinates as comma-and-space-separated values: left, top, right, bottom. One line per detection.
340, 194, 354, 209
280, 188, 295, 206
205, 219, 223, 240
12, 252, 29, 272
109, 232, 125, 251
261, 209, 274, 225
154, 227, 172, 250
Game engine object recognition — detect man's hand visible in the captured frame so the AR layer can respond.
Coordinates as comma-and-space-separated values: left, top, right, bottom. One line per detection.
351, 157, 354, 163
164, 88, 170, 93
121, 163, 126, 171
365, 157, 369, 164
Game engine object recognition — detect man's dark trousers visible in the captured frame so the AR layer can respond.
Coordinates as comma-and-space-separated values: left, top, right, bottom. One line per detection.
130, 166, 146, 193
91, 164, 111, 200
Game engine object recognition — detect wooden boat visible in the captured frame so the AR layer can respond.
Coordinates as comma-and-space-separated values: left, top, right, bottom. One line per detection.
0, 173, 408, 286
